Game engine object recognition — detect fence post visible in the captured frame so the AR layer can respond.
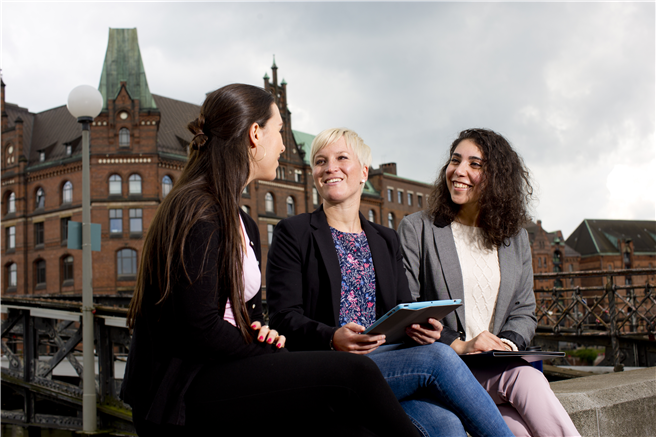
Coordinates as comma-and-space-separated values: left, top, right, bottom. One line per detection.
606, 275, 624, 372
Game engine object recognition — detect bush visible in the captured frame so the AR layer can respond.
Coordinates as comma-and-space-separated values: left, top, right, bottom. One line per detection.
564, 348, 599, 365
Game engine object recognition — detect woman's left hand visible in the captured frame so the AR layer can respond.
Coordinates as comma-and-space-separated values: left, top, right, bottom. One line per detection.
405, 318, 443, 345
251, 321, 286, 349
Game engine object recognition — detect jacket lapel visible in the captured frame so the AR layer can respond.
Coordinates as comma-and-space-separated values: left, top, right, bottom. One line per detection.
361, 217, 395, 316
432, 220, 467, 328
310, 208, 342, 326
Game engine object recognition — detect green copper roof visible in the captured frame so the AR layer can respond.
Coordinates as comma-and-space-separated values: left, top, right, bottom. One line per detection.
98, 28, 157, 110
292, 130, 315, 164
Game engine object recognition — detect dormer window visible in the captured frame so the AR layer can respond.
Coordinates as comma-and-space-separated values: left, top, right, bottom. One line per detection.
119, 128, 130, 147
65, 144, 72, 156
39, 151, 46, 162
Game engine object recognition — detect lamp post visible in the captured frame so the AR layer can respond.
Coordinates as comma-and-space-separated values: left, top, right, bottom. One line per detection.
67, 85, 103, 433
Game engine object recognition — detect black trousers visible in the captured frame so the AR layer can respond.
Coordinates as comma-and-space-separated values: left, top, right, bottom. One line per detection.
133, 351, 420, 437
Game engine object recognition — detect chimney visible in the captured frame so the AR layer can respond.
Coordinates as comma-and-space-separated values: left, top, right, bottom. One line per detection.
380, 163, 397, 175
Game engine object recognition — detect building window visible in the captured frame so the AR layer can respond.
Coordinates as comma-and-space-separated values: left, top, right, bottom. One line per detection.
109, 175, 122, 195
34, 222, 44, 247
397, 191, 403, 204
368, 210, 375, 223
61, 217, 71, 244
117, 248, 137, 277
242, 185, 250, 196
35, 188, 45, 209
387, 189, 393, 202
538, 258, 542, 268
62, 256, 74, 284
280, 167, 286, 180
294, 170, 303, 183
6, 226, 16, 250
286, 196, 295, 216
129, 209, 143, 234
35, 259, 46, 286
7, 263, 17, 289
65, 144, 72, 156
39, 151, 46, 162
407, 193, 413, 206
62, 181, 73, 204
7, 192, 16, 214
387, 212, 395, 229
109, 209, 123, 234
162, 175, 173, 198
265, 192, 274, 213
5, 144, 15, 166
129, 174, 142, 195
267, 224, 274, 245
312, 188, 319, 206
119, 128, 130, 147
241, 205, 251, 215
417, 194, 422, 208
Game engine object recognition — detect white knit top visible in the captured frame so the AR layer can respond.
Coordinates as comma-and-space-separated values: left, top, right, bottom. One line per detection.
451, 221, 501, 341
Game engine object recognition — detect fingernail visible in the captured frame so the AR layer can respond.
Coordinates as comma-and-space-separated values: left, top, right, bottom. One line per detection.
276, 343, 282, 348
251, 324, 257, 329
258, 336, 264, 341
267, 338, 273, 343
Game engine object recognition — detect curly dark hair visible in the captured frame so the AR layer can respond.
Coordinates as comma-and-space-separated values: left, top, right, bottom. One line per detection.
428, 128, 534, 248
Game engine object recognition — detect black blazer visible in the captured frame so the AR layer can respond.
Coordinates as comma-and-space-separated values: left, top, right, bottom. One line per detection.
121, 209, 281, 426
266, 206, 413, 351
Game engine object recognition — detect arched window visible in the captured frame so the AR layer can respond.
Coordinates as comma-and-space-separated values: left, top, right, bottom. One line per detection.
265, 192, 274, 213
62, 181, 73, 204
129, 174, 142, 195
6, 226, 16, 250
312, 188, 319, 206
286, 196, 295, 216
387, 212, 395, 229
5, 144, 15, 166
267, 224, 275, 245
241, 205, 251, 215
119, 128, 130, 147
162, 175, 173, 198
117, 248, 138, 277
109, 174, 122, 195
35, 188, 45, 209
368, 210, 375, 223
7, 263, 17, 289
7, 192, 15, 214
62, 255, 74, 284
35, 259, 46, 286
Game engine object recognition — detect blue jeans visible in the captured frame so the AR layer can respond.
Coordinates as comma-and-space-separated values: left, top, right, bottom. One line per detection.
368, 342, 513, 437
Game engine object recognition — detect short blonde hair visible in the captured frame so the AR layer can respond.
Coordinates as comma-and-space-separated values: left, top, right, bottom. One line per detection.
310, 128, 372, 170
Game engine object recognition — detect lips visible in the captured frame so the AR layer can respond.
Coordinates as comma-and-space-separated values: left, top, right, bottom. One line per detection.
452, 181, 471, 189
324, 178, 343, 184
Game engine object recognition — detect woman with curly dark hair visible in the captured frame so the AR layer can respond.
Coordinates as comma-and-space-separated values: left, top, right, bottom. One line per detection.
399, 129, 580, 436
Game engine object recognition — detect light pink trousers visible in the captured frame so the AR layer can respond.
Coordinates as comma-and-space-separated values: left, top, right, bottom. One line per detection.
469, 361, 580, 437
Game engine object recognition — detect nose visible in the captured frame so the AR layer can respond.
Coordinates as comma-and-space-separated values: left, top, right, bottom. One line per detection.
281, 142, 286, 153
454, 162, 467, 177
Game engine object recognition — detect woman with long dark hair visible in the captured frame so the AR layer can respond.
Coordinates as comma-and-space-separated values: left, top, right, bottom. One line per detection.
399, 128, 580, 436
120, 84, 421, 437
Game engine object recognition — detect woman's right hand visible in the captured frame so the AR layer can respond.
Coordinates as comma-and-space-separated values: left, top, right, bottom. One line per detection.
450, 330, 507, 355
332, 323, 386, 355
251, 321, 286, 349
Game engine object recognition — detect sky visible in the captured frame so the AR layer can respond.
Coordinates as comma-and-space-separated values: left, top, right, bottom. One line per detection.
1, 1, 654, 239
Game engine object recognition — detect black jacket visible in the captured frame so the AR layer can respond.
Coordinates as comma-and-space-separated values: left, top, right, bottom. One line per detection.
266, 206, 413, 351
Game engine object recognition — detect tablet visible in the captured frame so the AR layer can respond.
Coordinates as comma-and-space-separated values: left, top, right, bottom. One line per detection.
362, 299, 462, 344
459, 350, 565, 364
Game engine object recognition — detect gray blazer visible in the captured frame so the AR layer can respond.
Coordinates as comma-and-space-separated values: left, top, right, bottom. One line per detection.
398, 211, 537, 349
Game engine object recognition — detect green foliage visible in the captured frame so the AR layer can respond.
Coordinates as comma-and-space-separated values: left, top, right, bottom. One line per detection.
564, 348, 600, 365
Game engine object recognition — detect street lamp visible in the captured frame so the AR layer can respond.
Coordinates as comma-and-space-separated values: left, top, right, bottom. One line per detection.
67, 85, 103, 433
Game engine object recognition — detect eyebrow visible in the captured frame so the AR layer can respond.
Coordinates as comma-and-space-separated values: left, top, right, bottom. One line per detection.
452, 152, 483, 161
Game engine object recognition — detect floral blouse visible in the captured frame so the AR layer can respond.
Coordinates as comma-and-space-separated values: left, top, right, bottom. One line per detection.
330, 226, 377, 328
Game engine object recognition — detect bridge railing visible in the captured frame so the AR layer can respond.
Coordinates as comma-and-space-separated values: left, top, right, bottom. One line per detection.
533, 268, 656, 370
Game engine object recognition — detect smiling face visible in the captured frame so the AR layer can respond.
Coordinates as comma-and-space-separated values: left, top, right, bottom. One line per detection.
249, 103, 285, 182
446, 139, 484, 215
312, 136, 368, 207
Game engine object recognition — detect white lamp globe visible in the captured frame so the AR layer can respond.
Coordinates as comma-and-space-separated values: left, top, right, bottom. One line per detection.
67, 85, 103, 119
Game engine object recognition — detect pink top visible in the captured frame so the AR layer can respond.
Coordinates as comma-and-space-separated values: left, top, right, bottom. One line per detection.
223, 216, 261, 327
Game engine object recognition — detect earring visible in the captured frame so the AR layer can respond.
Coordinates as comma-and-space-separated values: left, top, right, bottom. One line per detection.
253, 144, 267, 162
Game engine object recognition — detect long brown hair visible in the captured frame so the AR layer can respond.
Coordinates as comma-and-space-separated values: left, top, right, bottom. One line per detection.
126, 84, 274, 342
428, 128, 534, 248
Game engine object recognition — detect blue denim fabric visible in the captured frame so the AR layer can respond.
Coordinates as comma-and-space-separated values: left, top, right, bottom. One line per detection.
368, 342, 513, 437
400, 397, 467, 437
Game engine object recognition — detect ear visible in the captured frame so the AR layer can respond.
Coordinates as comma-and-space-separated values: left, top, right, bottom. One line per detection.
249, 122, 260, 148
361, 165, 369, 183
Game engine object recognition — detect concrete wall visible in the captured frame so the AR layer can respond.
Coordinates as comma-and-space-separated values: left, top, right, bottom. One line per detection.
551, 368, 655, 437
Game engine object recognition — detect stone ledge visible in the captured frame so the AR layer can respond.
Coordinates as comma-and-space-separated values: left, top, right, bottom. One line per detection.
550, 368, 656, 437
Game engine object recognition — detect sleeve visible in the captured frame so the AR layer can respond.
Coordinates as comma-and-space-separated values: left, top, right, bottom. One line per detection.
497, 229, 538, 350
391, 229, 414, 305
173, 220, 281, 360
398, 216, 423, 302
266, 219, 338, 351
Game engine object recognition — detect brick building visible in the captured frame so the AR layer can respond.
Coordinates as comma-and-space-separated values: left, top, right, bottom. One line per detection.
1, 28, 431, 299
565, 219, 656, 287
524, 220, 581, 290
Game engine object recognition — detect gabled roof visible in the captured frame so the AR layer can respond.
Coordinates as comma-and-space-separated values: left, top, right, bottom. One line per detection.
98, 28, 156, 111
524, 221, 580, 257
566, 219, 656, 256
28, 105, 81, 165
152, 94, 200, 157
292, 130, 315, 165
